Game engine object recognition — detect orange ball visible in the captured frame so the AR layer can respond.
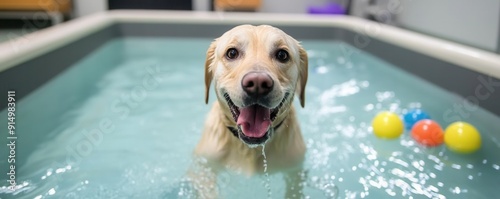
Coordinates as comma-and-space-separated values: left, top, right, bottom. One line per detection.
411, 119, 444, 147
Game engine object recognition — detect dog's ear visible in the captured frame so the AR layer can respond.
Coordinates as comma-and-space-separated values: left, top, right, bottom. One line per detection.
205, 40, 217, 104
297, 46, 308, 108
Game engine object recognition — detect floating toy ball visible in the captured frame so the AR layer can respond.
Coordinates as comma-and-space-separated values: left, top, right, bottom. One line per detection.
411, 119, 444, 147
444, 122, 482, 154
403, 109, 431, 130
372, 111, 404, 139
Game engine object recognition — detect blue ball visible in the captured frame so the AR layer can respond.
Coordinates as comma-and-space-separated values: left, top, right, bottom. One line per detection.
403, 109, 431, 130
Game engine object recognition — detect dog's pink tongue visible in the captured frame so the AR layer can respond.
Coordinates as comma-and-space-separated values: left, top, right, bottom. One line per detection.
237, 105, 271, 138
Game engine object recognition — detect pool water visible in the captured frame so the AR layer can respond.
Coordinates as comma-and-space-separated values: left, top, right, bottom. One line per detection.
1, 37, 500, 199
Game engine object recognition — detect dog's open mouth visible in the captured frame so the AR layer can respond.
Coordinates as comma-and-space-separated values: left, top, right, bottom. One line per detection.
224, 93, 288, 142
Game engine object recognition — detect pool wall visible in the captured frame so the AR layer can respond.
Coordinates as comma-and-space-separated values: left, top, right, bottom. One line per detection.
1, 10, 500, 116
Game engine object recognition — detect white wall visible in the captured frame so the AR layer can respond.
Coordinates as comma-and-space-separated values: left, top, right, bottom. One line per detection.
192, 0, 346, 13
260, 0, 329, 13
396, 0, 500, 52
193, 0, 210, 11
71, 0, 500, 53
73, 0, 344, 15
73, 0, 107, 17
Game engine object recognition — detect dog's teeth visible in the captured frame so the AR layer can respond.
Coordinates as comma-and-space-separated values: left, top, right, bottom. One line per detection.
224, 93, 239, 122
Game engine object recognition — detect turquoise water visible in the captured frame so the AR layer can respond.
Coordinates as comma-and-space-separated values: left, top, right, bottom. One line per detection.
1, 37, 499, 199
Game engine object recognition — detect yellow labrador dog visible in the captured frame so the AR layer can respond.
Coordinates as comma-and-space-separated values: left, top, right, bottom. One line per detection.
190, 24, 308, 198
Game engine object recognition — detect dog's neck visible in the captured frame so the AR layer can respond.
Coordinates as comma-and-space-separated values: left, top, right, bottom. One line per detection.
199, 101, 304, 174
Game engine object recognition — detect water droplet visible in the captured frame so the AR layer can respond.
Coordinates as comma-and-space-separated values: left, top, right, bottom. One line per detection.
451, 164, 461, 170
385, 188, 396, 196
311, 176, 319, 183
408, 102, 422, 109
316, 66, 329, 74
261, 145, 272, 199
48, 188, 56, 195
322, 182, 339, 199
55, 168, 66, 173
360, 81, 369, 88
450, 186, 461, 194
365, 104, 375, 111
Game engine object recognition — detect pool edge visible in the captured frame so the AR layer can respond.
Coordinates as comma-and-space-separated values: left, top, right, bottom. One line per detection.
1, 10, 500, 117
1, 11, 499, 78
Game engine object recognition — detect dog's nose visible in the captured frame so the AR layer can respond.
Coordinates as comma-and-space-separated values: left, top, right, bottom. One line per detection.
242, 72, 274, 96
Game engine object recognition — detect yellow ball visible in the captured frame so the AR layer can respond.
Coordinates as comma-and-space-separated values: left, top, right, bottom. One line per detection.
444, 122, 481, 154
372, 111, 404, 139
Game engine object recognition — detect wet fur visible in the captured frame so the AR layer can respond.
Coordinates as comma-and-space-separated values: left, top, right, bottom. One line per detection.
190, 25, 308, 198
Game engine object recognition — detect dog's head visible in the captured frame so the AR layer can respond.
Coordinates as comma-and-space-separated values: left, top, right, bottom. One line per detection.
204, 25, 308, 145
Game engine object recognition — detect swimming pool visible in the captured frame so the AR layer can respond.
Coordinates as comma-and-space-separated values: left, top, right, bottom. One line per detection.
0, 11, 499, 199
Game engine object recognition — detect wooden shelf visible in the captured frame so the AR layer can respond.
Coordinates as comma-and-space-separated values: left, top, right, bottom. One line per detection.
215, 0, 261, 11
0, 0, 71, 13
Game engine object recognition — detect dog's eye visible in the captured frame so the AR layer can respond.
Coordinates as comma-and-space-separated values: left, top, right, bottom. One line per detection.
275, 49, 289, 62
226, 48, 239, 60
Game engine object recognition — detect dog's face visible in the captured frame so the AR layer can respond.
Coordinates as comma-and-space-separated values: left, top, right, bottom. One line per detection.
204, 25, 308, 145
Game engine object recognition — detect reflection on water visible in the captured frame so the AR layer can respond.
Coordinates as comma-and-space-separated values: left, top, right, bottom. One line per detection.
0, 38, 499, 199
